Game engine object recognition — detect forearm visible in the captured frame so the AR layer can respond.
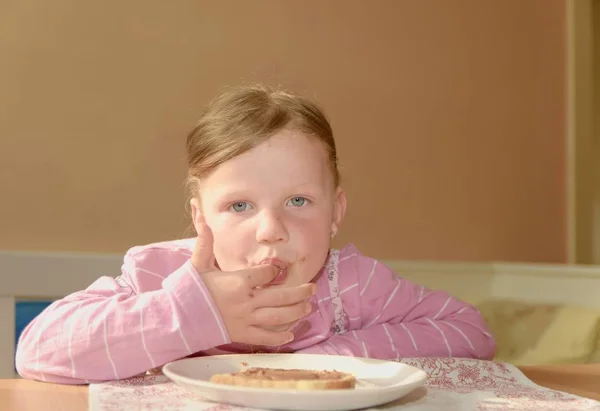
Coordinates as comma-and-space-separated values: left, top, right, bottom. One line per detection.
16, 261, 230, 384
297, 313, 495, 361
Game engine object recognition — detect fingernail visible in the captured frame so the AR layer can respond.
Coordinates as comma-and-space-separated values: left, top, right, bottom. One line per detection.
285, 333, 295, 344
305, 303, 313, 314
291, 320, 311, 338
311, 284, 317, 295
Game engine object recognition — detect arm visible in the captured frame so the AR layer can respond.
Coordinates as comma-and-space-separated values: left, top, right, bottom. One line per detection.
15, 253, 230, 384
298, 255, 496, 360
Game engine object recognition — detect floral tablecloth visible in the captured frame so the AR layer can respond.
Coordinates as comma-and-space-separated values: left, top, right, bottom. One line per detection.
89, 358, 600, 411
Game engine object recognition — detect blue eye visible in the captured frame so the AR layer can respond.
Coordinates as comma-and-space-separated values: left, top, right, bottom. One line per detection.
288, 197, 307, 207
230, 202, 250, 212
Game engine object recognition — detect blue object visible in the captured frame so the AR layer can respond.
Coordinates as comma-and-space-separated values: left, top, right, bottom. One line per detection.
14, 300, 54, 370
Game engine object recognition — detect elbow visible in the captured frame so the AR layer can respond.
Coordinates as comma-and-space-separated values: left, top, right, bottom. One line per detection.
14, 321, 49, 381
476, 315, 497, 360
14, 339, 39, 381
477, 334, 497, 360
471, 317, 497, 360
452, 308, 497, 360
15, 336, 48, 382
453, 330, 496, 361
14, 327, 77, 384
15, 344, 85, 385
13, 310, 52, 381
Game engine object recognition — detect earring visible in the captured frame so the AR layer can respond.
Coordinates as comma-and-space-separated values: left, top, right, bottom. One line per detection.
330, 230, 336, 239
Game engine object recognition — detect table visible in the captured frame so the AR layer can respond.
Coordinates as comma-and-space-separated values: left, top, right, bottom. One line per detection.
1, 364, 599, 410
518, 363, 600, 402
0, 378, 87, 411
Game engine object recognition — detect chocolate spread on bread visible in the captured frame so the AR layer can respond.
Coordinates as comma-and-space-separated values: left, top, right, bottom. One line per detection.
239, 368, 347, 380
210, 366, 357, 389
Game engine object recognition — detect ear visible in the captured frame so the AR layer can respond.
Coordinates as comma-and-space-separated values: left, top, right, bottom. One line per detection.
330, 187, 347, 238
190, 197, 204, 235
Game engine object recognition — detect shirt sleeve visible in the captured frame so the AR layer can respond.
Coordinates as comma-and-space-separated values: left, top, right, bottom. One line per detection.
296, 253, 496, 360
15, 252, 231, 384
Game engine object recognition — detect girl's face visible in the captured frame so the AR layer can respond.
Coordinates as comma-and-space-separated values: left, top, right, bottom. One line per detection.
191, 129, 346, 286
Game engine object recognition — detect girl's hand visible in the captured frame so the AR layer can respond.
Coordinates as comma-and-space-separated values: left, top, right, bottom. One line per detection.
191, 220, 315, 346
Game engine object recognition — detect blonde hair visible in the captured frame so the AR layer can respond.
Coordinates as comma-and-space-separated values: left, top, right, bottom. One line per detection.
185, 84, 340, 198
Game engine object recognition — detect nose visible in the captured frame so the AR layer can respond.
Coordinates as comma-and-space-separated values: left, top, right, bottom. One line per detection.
255, 210, 289, 244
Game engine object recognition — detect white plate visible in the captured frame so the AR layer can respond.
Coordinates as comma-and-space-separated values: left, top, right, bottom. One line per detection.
162, 353, 428, 411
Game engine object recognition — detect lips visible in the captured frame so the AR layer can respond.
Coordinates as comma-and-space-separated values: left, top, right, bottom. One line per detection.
259, 258, 289, 285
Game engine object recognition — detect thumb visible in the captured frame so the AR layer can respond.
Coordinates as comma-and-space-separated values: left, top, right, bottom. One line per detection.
192, 216, 217, 272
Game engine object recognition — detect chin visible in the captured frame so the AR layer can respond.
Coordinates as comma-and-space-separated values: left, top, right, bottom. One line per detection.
290, 269, 321, 286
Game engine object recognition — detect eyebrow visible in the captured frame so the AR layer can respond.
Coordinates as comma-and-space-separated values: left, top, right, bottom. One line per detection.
211, 183, 323, 199
292, 182, 322, 190
209, 188, 252, 200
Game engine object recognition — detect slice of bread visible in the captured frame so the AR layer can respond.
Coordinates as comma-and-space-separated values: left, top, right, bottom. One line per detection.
210, 367, 357, 390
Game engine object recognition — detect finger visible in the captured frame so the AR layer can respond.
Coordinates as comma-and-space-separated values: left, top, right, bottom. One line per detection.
261, 321, 296, 333
252, 283, 316, 308
260, 319, 310, 336
242, 264, 280, 288
192, 217, 217, 272
289, 320, 311, 338
244, 327, 295, 347
252, 301, 313, 327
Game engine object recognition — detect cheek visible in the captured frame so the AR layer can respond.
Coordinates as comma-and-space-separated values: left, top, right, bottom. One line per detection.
290, 213, 330, 241
204, 213, 243, 240
289, 219, 331, 279
205, 216, 253, 270
295, 244, 330, 284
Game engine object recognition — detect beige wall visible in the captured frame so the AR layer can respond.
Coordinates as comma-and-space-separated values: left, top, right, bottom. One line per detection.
594, 0, 600, 264
0, 0, 567, 263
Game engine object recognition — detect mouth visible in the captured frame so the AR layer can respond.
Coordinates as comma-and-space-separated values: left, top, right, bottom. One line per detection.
259, 258, 289, 285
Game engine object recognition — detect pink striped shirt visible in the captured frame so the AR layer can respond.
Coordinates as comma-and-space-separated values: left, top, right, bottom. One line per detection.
15, 239, 495, 384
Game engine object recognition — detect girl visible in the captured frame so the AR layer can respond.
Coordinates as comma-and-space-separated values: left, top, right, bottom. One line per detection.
15, 84, 496, 385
